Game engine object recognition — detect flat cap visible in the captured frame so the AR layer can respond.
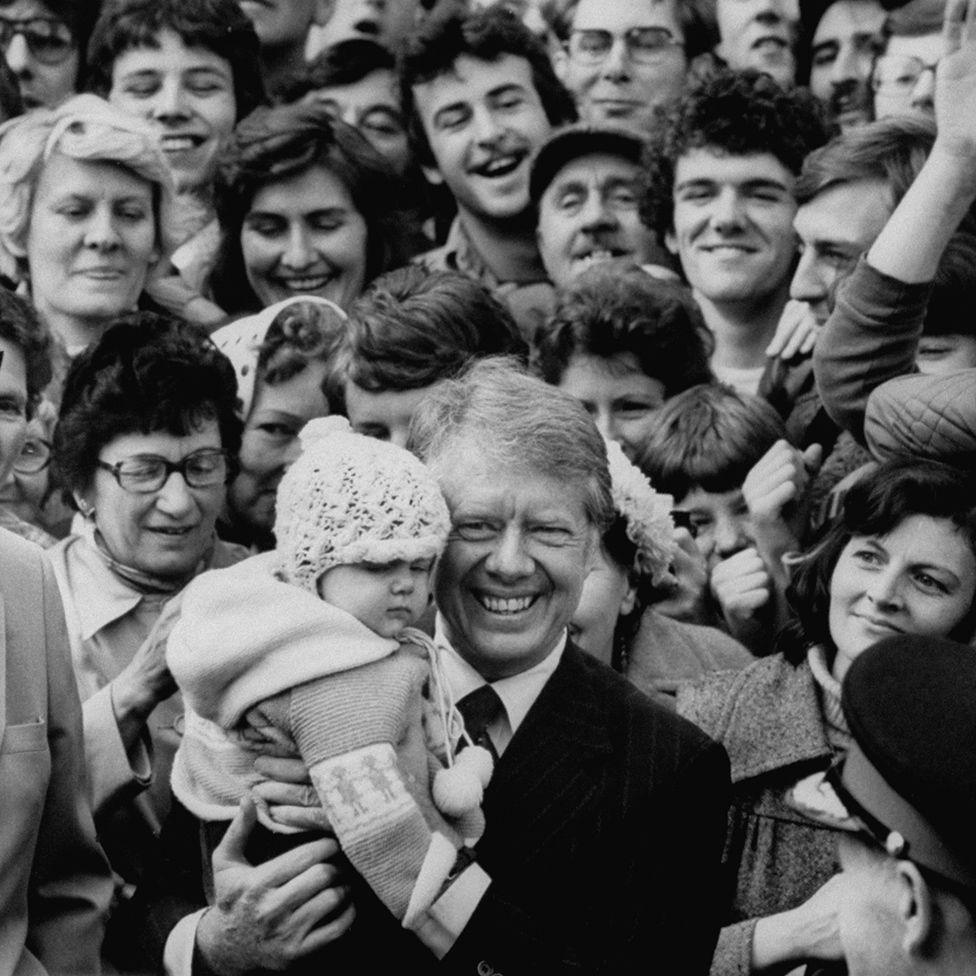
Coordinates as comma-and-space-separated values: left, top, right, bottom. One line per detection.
839, 634, 976, 889
529, 123, 646, 205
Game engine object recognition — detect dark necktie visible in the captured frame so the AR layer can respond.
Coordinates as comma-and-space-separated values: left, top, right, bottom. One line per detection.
457, 684, 503, 762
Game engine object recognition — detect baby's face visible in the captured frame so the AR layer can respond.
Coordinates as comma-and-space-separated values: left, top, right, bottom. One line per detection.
316, 558, 434, 638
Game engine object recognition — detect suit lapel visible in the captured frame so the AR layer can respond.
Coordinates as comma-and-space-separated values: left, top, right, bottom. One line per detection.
481, 644, 611, 862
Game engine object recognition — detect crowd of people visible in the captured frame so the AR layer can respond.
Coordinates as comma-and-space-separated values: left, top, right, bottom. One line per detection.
0, 0, 974, 973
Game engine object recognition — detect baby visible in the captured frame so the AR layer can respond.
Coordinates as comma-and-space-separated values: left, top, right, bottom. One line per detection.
167, 417, 491, 931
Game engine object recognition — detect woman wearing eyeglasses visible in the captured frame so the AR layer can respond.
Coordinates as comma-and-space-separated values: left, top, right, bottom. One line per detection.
44, 311, 247, 969
676, 458, 976, 976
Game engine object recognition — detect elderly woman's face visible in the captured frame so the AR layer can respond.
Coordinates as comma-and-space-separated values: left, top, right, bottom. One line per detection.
433, 435, 596, 680
827, 514, 976, 683
81, 421, 226, 581
240, 162, 369, 311
27, 152, 158, 336
1, 0, 79, 110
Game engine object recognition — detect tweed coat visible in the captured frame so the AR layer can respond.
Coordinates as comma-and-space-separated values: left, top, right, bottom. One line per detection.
678, 654, 842, 976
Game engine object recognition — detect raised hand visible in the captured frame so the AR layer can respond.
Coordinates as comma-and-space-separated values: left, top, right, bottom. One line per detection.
766, 300, 821, 361
743, 439, 822, 528
937, 0, 976, 162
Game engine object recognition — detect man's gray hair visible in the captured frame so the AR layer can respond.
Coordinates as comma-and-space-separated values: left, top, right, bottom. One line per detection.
409, 357, 614, 530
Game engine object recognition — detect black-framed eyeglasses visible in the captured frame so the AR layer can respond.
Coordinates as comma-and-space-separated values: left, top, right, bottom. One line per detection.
568, 27, 684, 66
96, 449, 235, 494
871, 54, 940, 93
12, 436, 51, 475
0, 15, 75, 65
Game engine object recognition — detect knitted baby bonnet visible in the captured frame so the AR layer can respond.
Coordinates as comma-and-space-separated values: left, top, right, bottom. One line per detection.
275, 416, 451, 592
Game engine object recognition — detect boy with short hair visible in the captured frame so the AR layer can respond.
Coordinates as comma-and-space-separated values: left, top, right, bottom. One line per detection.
638, 383, 819, 651
339, 266, 527, 447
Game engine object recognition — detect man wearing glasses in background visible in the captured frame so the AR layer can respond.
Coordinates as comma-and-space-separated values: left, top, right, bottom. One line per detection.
872, 0, 944, 118
0, 0, 84, 109
556, 0, 717, 133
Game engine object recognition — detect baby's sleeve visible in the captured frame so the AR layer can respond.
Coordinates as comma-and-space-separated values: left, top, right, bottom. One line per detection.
284, 653, 461, 925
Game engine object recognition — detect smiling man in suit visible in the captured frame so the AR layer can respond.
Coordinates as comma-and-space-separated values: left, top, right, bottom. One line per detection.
393, 358, 732, 974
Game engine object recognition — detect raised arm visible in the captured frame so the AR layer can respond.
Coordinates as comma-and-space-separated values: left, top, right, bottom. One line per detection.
814, 0, 976, 441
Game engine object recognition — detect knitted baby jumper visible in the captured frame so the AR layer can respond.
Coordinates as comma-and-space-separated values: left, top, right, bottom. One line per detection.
167, 553, 464, 925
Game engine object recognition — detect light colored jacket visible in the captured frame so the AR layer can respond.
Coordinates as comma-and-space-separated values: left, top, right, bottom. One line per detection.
0, 529, 111, 976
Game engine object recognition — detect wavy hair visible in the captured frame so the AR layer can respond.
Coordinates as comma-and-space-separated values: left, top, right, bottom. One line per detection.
210, 101, 406, 314
0, 94, 177, 283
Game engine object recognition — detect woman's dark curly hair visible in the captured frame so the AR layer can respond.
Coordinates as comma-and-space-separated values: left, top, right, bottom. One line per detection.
639, 68, 830, 241
52, 311, 242, 504
86, 0, 265, 123
780, 458, 976, 664
532, 263, 713, 397
210, 103, 406, 314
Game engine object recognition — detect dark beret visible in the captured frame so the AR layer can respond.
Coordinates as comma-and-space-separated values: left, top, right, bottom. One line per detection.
842, 634, 976, 889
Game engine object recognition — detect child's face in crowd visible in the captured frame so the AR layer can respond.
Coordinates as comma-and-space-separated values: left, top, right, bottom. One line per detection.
229, 362, 331, 536
344, 380, 439, 449
791, 179, 892, 325
412, 53, 552, 223
827, 515, 976, 683
559, 0, 687, 131
536, 152, 656, 288
556, 353, 665, 461
307, 68, 411, 176
678, 485, 754, 569
667, 148, 797, 309
317, 557, 434, 638
239, 0, 327, 50
1, 0, 78, 110
108, 30, 237, 194
27, 153, 159, 329
240, 163, 369, 311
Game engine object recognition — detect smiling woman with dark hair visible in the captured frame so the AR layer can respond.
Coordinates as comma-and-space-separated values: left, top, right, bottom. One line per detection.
209, 101, 407, 316
677, 458, 976, 976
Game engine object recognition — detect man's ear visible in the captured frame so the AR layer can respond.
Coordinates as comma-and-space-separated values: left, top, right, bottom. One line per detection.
313, 0, 335, 27
421, 164, 445, 187
664, 228, 678, 256
895, 860, 937, 957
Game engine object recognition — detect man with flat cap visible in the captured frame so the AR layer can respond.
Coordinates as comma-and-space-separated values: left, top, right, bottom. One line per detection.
814, 634, 976, 975
532, 123, 675, 290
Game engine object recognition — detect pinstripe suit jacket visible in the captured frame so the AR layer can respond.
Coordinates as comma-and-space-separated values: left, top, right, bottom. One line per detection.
432, 642, 731, 976
137, 643, 730, 976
